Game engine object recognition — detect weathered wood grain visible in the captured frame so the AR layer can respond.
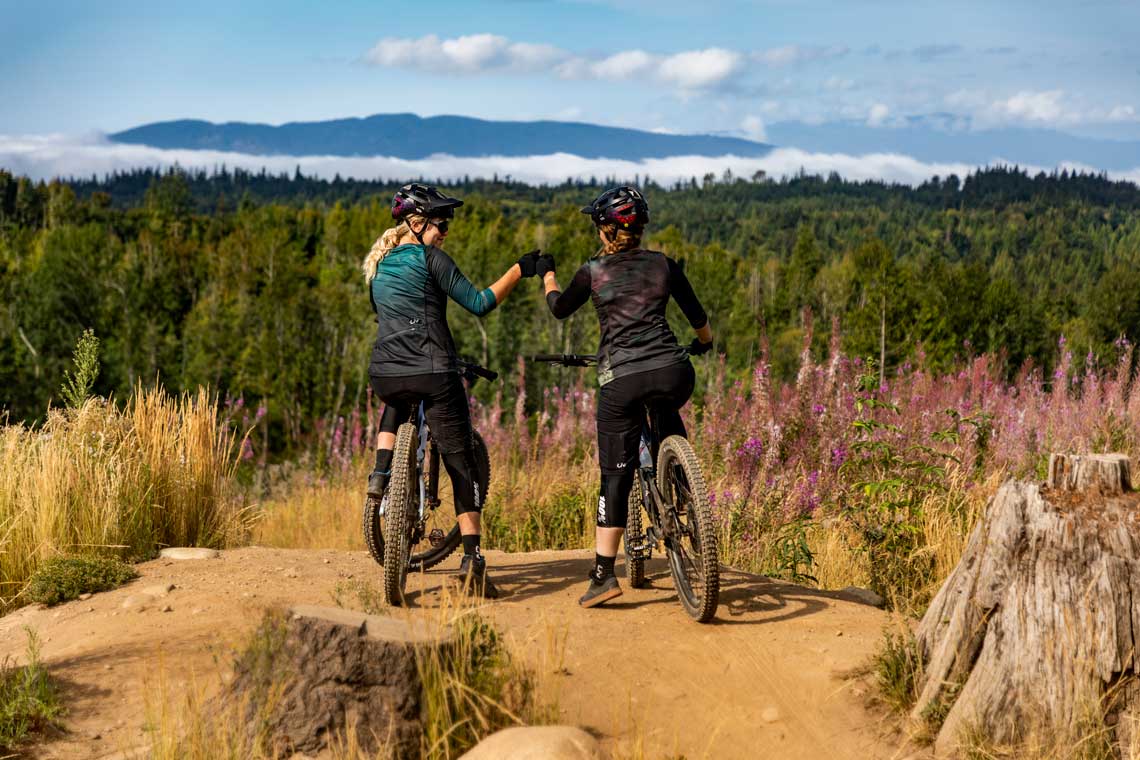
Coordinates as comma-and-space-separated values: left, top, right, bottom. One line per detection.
913, 453, 1140, 756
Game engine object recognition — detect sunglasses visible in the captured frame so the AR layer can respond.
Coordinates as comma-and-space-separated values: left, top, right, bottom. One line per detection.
431, 219, 450, 233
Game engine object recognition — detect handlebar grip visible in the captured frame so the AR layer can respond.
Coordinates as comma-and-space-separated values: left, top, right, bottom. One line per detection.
468, 364, 498, 382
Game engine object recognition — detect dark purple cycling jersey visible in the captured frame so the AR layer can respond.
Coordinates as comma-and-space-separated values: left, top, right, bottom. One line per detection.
546, 248, 708, 385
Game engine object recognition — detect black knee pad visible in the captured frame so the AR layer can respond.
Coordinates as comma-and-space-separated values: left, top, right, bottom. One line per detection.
442, 449, 482, 515
597, 468, 635, 528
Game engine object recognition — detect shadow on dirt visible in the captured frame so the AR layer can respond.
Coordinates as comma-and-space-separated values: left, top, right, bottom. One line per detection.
405, 555, 857, 627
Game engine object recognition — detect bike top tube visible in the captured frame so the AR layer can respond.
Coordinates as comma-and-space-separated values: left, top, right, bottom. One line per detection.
528, 349, 696, 367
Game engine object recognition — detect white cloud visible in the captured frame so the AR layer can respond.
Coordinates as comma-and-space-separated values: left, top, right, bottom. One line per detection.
1109, 105, 1138, 122
868, 103, 890, 127
741, 115, 767, 142
945, 88, 1140, 129
993, 90, 1066, 123
657, 48, 743, 90
6, 133, 1137, 189
364, 34, 570, 74
363, 35, 804, 93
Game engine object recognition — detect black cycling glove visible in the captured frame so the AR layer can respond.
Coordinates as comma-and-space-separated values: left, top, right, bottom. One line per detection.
687, 337, 713, 356
536, 254, 556, 277
517, 249, 541, 278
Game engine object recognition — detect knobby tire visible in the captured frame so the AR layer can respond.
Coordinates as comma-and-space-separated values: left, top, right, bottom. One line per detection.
625, 474, 647, 588
382, 423, 418, 606
657, 435, 719, 622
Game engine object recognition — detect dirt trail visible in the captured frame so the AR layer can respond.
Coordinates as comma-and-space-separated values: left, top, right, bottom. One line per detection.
0, 547, 915, 759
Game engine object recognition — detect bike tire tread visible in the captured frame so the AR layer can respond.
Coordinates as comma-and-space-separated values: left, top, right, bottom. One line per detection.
657, 435, 719, 623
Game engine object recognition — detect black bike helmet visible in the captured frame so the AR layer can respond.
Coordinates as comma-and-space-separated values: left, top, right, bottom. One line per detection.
580, 186, 649, 229
391, 183, 464, 221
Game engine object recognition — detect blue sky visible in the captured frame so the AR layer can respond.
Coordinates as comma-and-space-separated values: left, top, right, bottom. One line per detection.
3, 0, 1139, 140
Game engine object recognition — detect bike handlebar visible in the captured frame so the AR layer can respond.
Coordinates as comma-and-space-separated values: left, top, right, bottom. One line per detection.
528, 354, 596, 367
458, 360, 499, 382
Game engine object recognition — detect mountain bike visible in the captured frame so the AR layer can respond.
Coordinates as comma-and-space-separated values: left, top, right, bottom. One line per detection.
362, 360, 496, 606
529, 354, 720, 622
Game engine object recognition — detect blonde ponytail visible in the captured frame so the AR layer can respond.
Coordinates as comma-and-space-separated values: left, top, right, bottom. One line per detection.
363, 214, 433, 283
600, 224, 643, 256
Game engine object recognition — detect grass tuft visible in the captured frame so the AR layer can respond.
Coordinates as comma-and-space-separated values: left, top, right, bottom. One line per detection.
417, 610, 552, 759
25, 555, 137, 606
0, 628, 64, 752
873, 628, 923, 715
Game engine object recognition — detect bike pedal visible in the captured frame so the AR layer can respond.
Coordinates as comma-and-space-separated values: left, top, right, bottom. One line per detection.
428, 528, 446, 547
627, 540, 653, 560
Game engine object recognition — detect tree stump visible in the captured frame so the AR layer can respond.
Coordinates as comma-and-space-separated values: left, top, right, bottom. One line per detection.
912, 453, 1140, 756
215, 605, 449, 759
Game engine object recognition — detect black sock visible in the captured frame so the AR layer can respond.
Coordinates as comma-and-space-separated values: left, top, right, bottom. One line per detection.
374, 448, 392, 474
462, 534, 481, 557
594, 553, 616, 580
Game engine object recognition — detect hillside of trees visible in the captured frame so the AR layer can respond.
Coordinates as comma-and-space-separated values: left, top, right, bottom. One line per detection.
3, 166, 1139, 453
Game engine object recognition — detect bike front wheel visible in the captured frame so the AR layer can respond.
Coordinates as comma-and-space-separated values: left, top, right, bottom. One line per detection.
381, 422, 418, 606
656, 435, 719, 622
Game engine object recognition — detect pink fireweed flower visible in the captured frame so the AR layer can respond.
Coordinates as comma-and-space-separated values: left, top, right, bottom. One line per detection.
736, 436, 764, 460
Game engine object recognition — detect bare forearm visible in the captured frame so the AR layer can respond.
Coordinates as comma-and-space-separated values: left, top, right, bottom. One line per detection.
542, 271, 560, 296
489, 264, 523, 304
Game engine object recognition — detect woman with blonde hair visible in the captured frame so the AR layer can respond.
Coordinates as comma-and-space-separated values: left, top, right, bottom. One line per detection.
537, 186, 713, 607
365, 182, 540, 597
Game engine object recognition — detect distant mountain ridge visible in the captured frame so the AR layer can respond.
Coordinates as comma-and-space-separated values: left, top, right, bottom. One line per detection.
110, 113, 773, 161
765, 119, 1140, 172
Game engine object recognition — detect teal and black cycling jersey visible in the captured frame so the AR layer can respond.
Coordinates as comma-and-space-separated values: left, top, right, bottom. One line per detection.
369, 243, 496, 377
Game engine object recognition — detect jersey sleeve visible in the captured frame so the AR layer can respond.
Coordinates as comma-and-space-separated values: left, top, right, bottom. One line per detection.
667, 257, 708, 329
426, 246, 497, 317
546, 263, 592, 320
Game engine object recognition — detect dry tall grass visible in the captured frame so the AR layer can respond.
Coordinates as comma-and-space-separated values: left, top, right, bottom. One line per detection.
0, 386, 247, 610
141, 587, 552, 760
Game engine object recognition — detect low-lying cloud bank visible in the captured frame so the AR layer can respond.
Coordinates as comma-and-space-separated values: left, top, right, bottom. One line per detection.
2, 133, 1137, 188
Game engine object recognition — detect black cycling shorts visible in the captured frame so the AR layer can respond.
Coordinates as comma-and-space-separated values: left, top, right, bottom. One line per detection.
369, 372, 473, 455
596, 361, 695, 474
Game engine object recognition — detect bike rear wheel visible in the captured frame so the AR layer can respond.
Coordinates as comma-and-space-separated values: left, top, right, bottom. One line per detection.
381, 423, 418, 606
409, 430, 491, 571
656, 435, 719, 622
625, 473, 647, 588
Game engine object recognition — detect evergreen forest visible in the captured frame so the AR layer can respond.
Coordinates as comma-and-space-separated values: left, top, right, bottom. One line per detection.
3, 165, 1139, 455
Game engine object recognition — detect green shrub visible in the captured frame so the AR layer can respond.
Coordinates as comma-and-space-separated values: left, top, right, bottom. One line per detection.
0, 629, 63, 751
25, 555, 137, 606
874, 629, 922, 714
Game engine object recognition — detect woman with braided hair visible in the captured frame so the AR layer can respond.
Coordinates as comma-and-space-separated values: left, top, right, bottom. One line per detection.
537, 186, 713, 607
364, 182, 541, 597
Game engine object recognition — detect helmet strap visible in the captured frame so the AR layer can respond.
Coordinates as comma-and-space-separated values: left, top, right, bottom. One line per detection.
410, 218, 427, 245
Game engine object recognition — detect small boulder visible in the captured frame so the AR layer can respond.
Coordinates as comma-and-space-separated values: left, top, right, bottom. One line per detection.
141, 583, 176, 598
121, 594, 152, 611
838, 586, 885, 608
159, 547, 220, 560
459, 726, 604, 760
